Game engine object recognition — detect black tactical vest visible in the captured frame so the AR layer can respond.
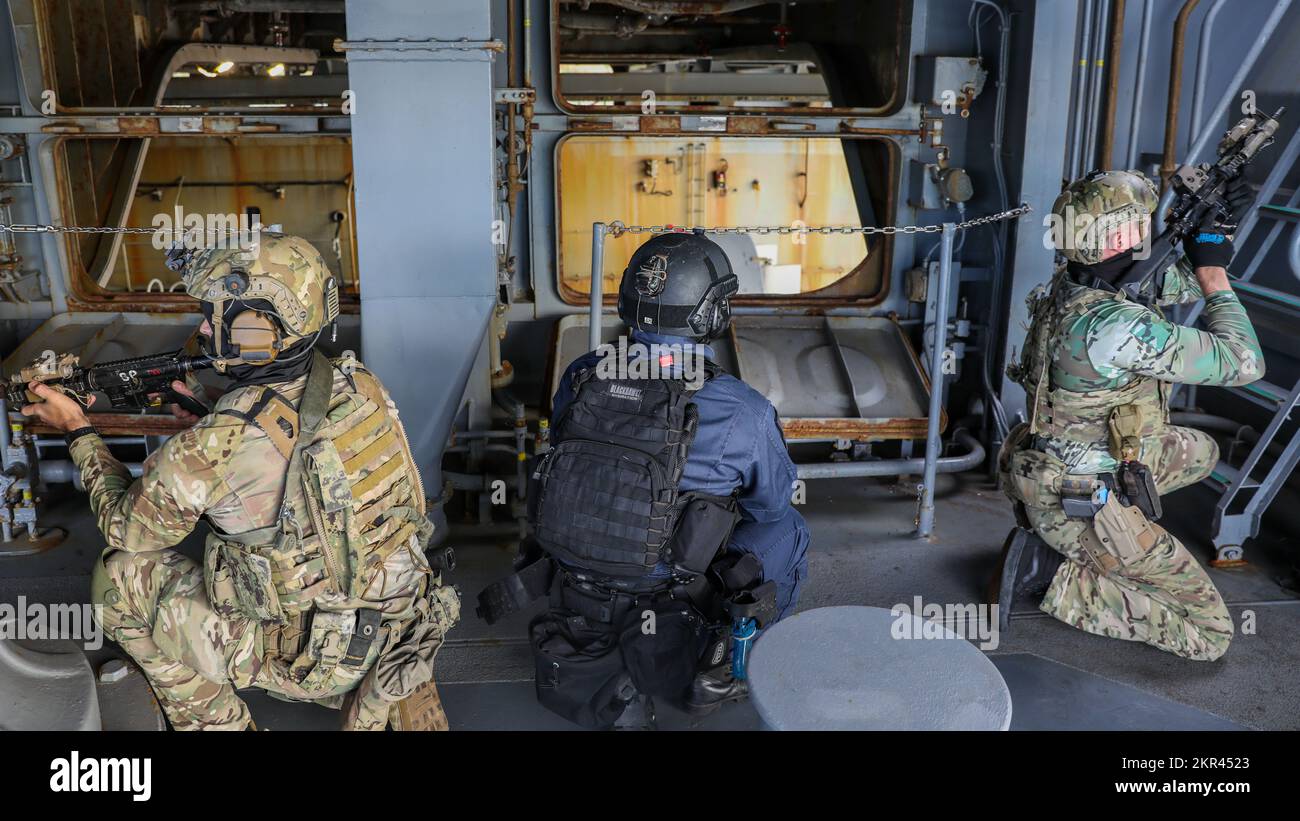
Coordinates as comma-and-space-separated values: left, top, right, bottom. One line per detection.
531, 361, 737, 579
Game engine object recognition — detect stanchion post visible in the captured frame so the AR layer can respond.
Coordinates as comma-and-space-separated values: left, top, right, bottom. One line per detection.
919, 222, 955, 538
589, 222, 606, 352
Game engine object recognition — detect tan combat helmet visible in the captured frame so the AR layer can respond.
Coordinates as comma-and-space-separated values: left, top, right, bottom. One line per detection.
180, 233, 340, 371
1051, 170, 1159, 265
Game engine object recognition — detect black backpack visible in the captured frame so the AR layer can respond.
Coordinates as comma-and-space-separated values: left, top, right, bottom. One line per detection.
531, 361, 739, 579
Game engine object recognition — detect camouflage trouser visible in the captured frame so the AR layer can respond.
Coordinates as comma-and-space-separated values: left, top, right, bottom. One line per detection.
90, 547, 451, 730
90, 549, 260, 730
1029, 426, 1234, 661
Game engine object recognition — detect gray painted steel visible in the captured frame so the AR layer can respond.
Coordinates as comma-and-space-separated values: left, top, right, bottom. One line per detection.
919, 223, 954, 537
999, 1, 1080, 421
747, 605, 1012, 731
345, 0, 499, 496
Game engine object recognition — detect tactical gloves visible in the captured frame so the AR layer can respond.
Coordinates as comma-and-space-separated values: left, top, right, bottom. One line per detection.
1185, 177, 1253, 269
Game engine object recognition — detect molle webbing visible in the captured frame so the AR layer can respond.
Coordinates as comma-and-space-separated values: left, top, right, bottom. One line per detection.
533, 369, 702, 578
208, 352, 430, 626
1024, 276, 1119, 434
1023, 276, 1166, 449
1036, 377, 1162, 443
218, 387, 300, 461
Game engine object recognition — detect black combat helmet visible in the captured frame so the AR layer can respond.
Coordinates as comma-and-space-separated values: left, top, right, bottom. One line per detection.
617, 231, 740, 342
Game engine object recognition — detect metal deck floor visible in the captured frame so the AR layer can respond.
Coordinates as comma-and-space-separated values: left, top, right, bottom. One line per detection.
3, 473, 1297, 730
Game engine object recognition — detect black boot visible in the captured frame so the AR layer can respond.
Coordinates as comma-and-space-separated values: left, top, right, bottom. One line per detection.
990, 527, 1064, 633
683, 666, 749, 716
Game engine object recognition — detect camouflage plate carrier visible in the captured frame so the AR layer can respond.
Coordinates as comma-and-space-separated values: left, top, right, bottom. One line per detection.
1002, 269, 1169, 514
206, 349, 459, 726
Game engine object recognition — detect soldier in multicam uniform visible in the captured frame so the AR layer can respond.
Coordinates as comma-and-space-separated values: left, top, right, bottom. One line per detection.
21, 233, 460, 729
996, 170, 1262, 661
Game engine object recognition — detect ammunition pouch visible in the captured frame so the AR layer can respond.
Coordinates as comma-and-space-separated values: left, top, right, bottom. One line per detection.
204, 527, 287, 626
667, 492, 740, 575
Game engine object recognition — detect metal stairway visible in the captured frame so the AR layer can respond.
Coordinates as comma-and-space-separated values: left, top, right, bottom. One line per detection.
1204, 377, 1300, 563
1191, 198, 1300, 563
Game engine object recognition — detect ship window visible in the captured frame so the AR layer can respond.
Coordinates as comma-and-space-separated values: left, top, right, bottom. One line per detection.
55, 135, 356, 300
556, 134, 894, 304
553, 0, 905, 115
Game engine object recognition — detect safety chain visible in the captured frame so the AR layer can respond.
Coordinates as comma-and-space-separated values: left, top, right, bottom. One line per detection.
0, 203, 1033, 238
0, 225, 252, 235
605, 203, 1032, 238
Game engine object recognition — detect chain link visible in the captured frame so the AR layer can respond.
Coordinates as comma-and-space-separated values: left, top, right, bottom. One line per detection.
0, 203, 1033, 241
605, 203, 1032, 239
0, 224, 255, 236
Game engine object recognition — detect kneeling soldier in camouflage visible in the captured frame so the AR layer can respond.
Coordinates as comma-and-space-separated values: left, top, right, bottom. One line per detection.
22, 234, 459, 729
998, 170, 1263, 661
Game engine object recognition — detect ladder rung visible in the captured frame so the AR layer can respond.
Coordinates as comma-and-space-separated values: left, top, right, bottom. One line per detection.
1208, 461, 1240, 488
1208, 461, 1260, 491
1227, 379, 1290, 406
1258, 204, 1300, 221
1231, 280, 1300, 312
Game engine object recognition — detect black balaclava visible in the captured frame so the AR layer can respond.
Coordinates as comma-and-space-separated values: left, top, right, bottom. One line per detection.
1067, 248, 1137, 290
200, 298, 318, 388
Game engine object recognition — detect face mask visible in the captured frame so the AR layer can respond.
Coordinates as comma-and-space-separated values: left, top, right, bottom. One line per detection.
198, 298, 318, 385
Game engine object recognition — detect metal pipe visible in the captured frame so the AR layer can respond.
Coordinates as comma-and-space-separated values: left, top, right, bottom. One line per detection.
1289, 221, 1300, 281
796, 430, 985, 480
39, 459, 143, 491
1189, 0, 1229, 150
443, 470, 521, 491
173, 1, 345, 10
1097, 0, 1126, 168
919, 223, 956, 538
1082, 0, 1111, 172
1160, 0, 1203, 190
589, 222, 606, 352
566, 0, 771, 13
1170, 411, 1257, 440
451, 430, 518, 441
1125, 0, 1153, 168
1068, 0, 1096, 178
0, 400, 10, 457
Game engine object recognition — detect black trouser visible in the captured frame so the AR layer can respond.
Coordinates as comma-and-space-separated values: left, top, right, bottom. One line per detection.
529, 569, 722, 728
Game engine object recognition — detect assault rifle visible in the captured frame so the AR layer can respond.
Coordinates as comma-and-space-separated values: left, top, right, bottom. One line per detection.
1117, 107, 1284, 304
6, 349, 214, 417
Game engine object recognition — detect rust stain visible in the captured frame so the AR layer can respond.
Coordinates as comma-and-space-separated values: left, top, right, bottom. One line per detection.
781, 414, 944, 442
566, 119, 616, 133
639, 116, 682, 133
837, 121, 920, 137
726, 117, 769, 135
27, 413, 193, 437
116, 117, 160, 135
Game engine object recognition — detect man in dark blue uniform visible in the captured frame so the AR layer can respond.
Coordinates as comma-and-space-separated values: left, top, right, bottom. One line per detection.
548, 231, 810, 716
553, 329, 810, 622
